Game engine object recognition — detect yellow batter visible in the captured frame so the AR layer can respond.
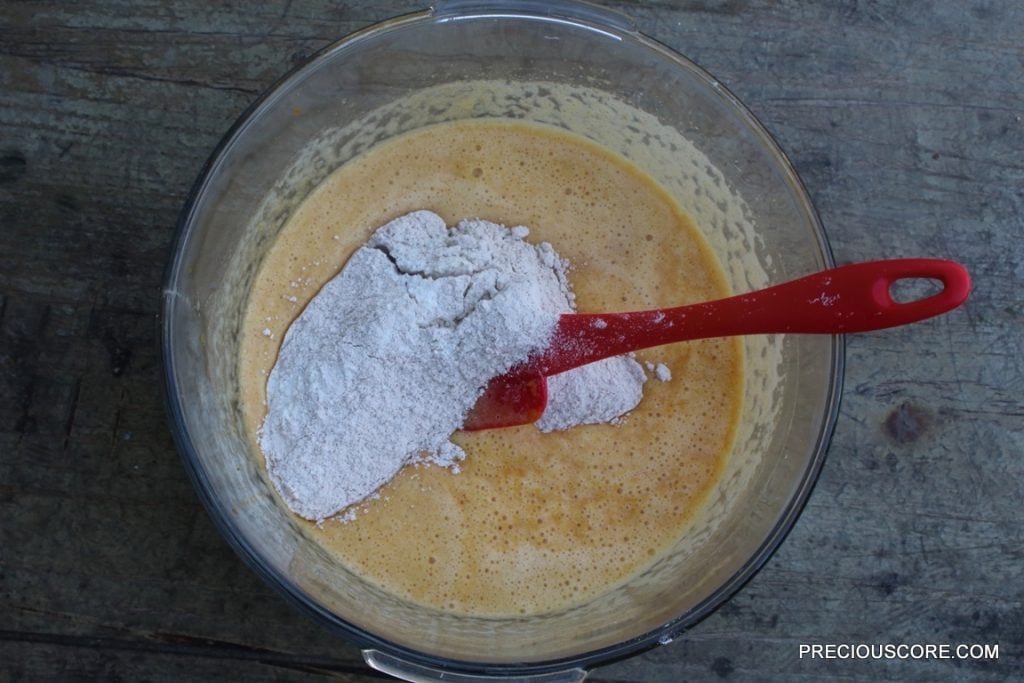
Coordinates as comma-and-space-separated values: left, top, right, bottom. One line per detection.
239, 119, 743, 617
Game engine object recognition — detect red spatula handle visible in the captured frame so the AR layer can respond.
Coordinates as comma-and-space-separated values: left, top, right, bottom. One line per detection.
536, 258, 971, 376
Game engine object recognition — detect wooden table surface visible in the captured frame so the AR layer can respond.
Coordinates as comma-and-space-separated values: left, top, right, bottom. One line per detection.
2, 1, 1022, 680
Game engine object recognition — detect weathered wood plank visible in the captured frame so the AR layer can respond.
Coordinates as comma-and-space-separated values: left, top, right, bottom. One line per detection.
0, 637, 389, 682
1, 0, 1021, 680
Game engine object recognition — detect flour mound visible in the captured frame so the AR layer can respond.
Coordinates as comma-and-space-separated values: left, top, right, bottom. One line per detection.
538, 356, 647, 432
260, 210, 649, 522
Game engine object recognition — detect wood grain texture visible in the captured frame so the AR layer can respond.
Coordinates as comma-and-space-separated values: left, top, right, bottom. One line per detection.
1, 0, 1021, 680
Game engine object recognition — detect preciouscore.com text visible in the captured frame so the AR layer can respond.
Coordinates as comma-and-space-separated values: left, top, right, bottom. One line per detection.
799, 643, 998, 660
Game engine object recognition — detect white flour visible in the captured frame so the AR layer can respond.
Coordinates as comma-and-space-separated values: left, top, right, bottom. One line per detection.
260, 211, 656, 521
646, 361, 673, 382
537, 357, 646, 432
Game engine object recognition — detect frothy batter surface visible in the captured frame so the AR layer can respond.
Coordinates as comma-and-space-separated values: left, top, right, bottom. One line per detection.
239, 119, 743, 616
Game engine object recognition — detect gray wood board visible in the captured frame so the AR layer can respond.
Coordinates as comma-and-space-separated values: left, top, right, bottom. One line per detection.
1, 1, 1021, 681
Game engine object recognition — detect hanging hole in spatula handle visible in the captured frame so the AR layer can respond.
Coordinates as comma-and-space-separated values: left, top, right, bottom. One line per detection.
833, 258, 972, 332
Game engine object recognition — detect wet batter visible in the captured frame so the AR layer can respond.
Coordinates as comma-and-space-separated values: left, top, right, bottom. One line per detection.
239, 119, 743, 616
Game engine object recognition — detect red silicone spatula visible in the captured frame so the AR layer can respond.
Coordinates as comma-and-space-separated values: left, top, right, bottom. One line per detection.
463, 258, 971, 431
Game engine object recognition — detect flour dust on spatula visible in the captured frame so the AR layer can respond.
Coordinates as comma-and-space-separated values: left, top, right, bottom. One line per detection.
259, 210, 665, 522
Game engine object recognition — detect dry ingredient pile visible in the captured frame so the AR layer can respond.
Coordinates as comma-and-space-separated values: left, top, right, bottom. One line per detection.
260, 210, 665, 522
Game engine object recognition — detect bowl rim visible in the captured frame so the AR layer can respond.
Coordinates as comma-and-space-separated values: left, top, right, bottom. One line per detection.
161, 2, 843, 677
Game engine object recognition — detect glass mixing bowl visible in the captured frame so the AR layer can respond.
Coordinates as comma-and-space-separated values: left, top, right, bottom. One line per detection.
162, 1, 841, 680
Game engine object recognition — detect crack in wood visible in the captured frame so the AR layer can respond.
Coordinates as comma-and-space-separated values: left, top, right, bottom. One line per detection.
0, 628, 390, 679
